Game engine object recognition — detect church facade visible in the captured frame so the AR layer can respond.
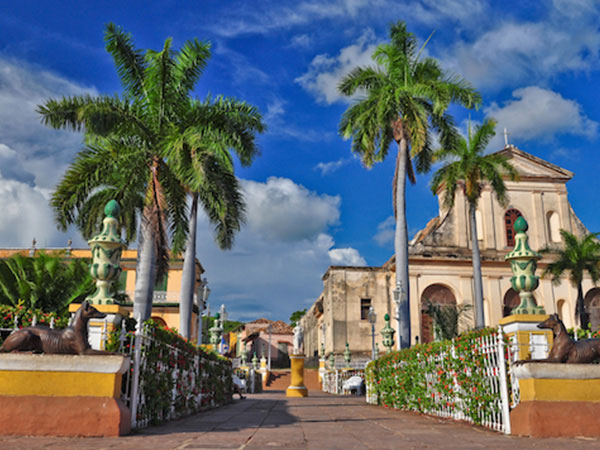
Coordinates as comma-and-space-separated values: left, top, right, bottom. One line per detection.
301, 146, 600, 361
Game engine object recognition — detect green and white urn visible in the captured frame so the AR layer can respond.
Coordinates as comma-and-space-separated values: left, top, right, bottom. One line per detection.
504, 216, 545, 315
381, 313, 396, 352
86, 200, 125, 305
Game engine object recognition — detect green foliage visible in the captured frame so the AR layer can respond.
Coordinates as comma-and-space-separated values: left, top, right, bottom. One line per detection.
542, 230, 600, 329
424, 301, 471, 341
289, 309, 307, 327
106, 319, 232, 425
366, 328, 501, 425
0, 252, 94, 314
431, 119, 519, 209
338, 20, 480, 173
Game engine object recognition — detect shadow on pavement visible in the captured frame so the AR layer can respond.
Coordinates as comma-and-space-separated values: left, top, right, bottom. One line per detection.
137, 396, 299, 435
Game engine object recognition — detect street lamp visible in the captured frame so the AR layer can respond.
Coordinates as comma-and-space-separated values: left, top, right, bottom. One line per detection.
196, 278, 210, 344
393, 281, 406, 350
367, 306, 377, 360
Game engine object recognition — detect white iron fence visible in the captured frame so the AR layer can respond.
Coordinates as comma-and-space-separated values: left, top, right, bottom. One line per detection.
106, 321, 232, 429
365, 327, 534, 435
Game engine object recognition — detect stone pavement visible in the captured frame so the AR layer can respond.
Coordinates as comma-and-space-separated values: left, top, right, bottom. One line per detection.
2, 390, 599, 449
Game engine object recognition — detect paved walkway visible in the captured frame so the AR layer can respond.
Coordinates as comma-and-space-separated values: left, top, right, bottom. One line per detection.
2, 391, 599, 449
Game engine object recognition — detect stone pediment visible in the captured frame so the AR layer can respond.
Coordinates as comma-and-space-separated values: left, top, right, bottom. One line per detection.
497, 146, 573, 181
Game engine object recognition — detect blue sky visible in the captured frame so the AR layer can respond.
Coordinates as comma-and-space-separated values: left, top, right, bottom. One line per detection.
0, 0, 599, 322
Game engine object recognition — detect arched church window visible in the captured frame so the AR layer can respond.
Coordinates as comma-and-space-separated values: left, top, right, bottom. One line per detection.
420, 284, 457, 343
547, 211, 561, 243
504, 209, 522, 247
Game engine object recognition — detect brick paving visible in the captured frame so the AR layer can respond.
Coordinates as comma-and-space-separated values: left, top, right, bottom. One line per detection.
1, 390, 599, 449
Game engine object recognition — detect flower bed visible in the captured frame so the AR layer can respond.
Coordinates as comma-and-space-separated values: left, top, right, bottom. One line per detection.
366, 328, 509, 430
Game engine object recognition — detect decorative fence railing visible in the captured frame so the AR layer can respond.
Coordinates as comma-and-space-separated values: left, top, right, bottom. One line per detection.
366, 327, 517, 434
322, 369, 365, 395
105, 320, 233, 429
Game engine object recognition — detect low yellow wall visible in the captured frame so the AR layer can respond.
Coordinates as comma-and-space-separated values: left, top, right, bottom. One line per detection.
0, 354, 131, 437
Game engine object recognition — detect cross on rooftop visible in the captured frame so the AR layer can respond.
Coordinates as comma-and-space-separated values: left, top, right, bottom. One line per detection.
504, 128, 511, 147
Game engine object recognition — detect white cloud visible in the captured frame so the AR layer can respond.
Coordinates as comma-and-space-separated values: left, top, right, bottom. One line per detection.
328, 248, 366, 266
0, 58, 97, 248
264, 98, 286, 124
442, 4, 600, 90
296, 29, 378, 104
290, 34, 312, 49
0, 173, 62, 247
0, 57, 97, 189
195, 177, 364, 321
203, 0, 383, 38
374, 216, 395, 246
201, 0, 487, 38
263, 98, 334, 142
483, 86, 598, 149
315, 158, 350, 175
242, 177, 341, 241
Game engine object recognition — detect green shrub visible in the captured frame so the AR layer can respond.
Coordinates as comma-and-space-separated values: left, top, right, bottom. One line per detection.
366, 328, 501, 425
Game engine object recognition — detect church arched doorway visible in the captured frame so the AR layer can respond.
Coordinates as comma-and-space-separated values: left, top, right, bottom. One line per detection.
585, 288, 600, 331
420, 284, 457, 343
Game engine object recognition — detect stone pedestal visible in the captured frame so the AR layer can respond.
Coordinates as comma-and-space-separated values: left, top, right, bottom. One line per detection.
499, 314, 552, 361
259, 356, 269, 389
0, 354, 130, 436
511, 363, 600, 437
286, 355, 308, 397
69, 304, 130, 351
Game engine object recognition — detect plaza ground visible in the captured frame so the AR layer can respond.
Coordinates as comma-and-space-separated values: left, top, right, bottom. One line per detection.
1, 389, 598, 449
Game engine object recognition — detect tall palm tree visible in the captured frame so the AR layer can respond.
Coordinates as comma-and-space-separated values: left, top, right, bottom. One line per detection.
338, 21, 481, 348
38, 24, 211, 321
431, 119, 518, 328
167, 96, 264, 339
543, 230, 600, 329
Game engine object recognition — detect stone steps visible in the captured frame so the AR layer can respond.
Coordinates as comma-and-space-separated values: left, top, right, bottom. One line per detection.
265, 369, 321, 391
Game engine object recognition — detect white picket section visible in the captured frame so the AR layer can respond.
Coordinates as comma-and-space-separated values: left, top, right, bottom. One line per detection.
365, 327, 522, 434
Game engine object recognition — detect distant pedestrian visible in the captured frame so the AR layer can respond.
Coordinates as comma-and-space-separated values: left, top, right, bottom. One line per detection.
232, 374, 246, 399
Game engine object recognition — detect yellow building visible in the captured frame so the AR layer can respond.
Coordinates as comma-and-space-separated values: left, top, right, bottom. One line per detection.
301, 146, 599, 359
0, 246, 205, 339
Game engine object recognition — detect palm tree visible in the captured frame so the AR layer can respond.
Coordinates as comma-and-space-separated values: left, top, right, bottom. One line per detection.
338, 21, 481, 348
0, 252, 94, 314
38, 24, 211, 321
167, 96, 264, 339
543, 230, 600, 329
431, 119, 518, 328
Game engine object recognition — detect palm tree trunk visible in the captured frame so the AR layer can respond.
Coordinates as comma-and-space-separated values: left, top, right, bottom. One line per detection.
469, 203, 485, 328
395, 138, 411, 349
577, 283, 589, 329
133, 216, 157, 322
179, 193, 198, 340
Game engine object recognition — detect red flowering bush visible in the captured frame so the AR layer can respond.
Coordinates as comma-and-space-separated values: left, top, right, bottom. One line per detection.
366, 328, 503, 425
0, 304, 69, 345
